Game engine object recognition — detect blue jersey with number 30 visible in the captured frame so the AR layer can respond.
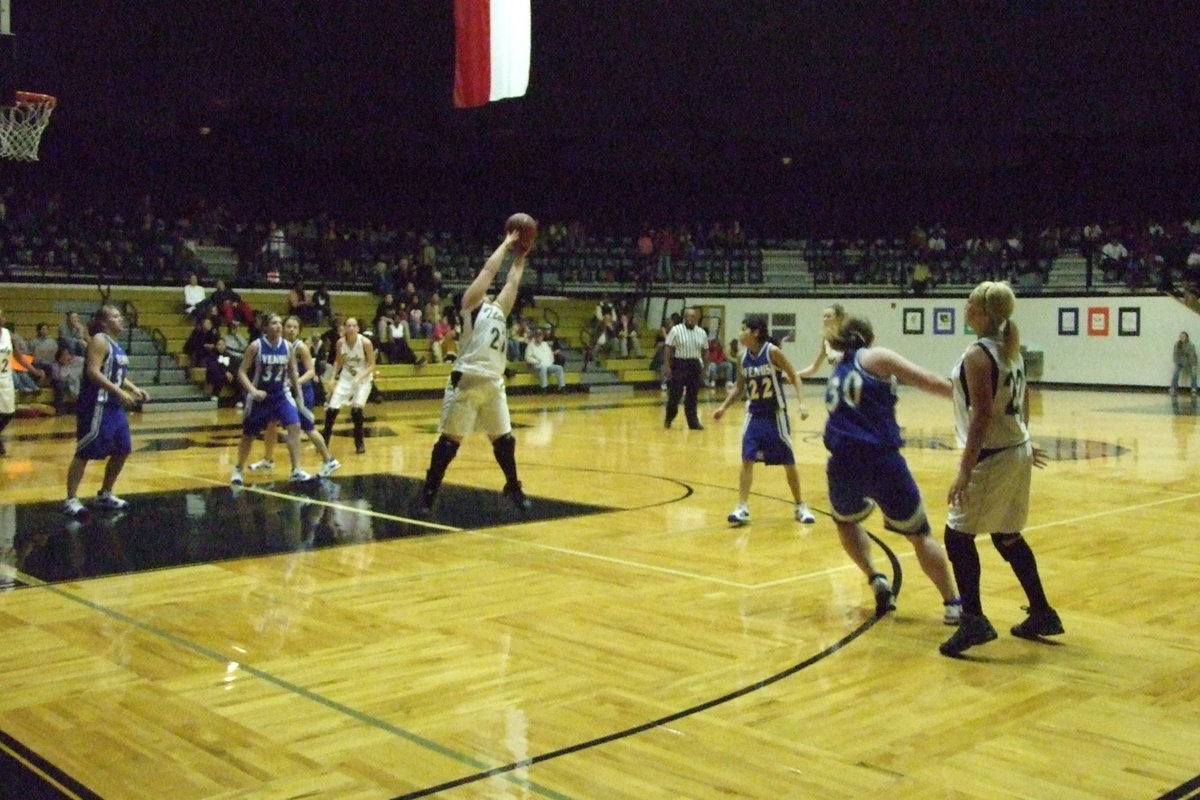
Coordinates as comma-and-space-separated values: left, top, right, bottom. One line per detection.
823, 348, 903, 451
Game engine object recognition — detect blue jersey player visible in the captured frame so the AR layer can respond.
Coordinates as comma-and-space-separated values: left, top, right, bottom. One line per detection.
823, 314, 962, 624
230, 314, 312, 485
713, 316, 815, 525
63, 305, 151, 517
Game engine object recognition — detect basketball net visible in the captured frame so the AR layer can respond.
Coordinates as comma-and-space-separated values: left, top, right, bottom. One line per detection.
0, 91, 56, 161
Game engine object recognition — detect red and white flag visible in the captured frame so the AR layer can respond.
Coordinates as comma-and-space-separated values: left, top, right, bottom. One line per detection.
453, 0, 531, 108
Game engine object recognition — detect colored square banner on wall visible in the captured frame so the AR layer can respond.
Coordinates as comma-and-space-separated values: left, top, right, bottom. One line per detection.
903, 308, 924, 334
1118, 307, 1140, 336
1087, 307, 1109, 336
933, 308, 955, 335
1058, 307, 1078, 336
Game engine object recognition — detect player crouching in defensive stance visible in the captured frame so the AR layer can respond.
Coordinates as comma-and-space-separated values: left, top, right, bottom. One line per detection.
230, 313, 313, 485
712, 315, 815, 525
416, 226, 531, 516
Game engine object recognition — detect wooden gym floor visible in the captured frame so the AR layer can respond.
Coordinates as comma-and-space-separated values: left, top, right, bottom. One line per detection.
0, 386, 1197, 799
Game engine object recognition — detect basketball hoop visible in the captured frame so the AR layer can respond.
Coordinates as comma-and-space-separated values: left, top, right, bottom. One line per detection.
0, 91, 56, 161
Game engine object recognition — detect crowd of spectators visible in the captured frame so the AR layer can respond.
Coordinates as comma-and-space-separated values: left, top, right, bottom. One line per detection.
3, 188, 1200, 298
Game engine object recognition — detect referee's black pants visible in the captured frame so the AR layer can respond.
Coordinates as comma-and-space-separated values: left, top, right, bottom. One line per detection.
666, 359, 703, 429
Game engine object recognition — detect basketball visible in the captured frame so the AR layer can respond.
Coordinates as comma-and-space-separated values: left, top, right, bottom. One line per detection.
505, 212, 538, 253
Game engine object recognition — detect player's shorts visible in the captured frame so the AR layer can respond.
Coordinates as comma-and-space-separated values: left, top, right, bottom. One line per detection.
826, 443, 929, 535
947, 440, 1032, 534
75, 403, 132, 461
328, 375, 372, 409
0, 376, 14, 415
243, 390, 300, 436
439, 371, 510, 438
741, 411, 795, 466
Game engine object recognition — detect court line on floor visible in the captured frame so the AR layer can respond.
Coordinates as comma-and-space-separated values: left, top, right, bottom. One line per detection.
8, 569, 575, 800
137, 461, 870, 595
135, 464, 463, 532
1024, 490, 1200, 531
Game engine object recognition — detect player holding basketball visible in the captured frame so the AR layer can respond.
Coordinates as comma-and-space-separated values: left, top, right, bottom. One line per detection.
321, 317, 376, 455
713, 315, 816, 525
823, 313, 961, 624
230, 313, 311, 485
63, 305, 151, 516
939, 281, 1061, 657
415, 226, 531, 516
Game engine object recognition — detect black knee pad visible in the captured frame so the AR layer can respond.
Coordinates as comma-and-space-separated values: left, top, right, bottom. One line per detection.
991, 532, 1022, 561
433, 434, 460, 463
944, 527, 976, 558
492, 433, 516, 460
350, 407, 364, 423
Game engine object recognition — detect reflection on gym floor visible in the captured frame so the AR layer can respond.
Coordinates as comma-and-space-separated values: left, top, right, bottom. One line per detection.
0, 475, 610, 587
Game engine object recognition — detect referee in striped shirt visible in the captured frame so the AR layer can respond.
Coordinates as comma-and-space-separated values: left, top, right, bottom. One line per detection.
664, 307, 708, 430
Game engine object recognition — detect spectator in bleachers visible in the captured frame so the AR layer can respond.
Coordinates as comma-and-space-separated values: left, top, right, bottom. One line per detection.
7, 325, 43, 394
203, 337, 240, 403
705, 337, 733, 388
422, 294, 444, 332
262, 220, 286, 274
1100, 234, 1129, 282
28, 323, 59, 374
183, 317, 219, 367
409, 308, 431, 339
287, 280, 318, 325
182, 272, 209, 320
373, 293, 399, 341
430, 313, 458, 363
222, 320, 250, 360
211, 279, 255, 325
615, 312, 643, 358
50, 345, 84, 411
507, 317, 531, 362
525, 327, 565, 392
58, 311, 89, 357
311, 282, 333, 325
382, 311, 426, 366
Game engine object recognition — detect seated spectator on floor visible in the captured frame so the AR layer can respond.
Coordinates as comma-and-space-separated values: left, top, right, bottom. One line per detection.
525, 328, 566, 392
183, 317, 220, 367
383, 311, 426, 366
50, 345, 84, 410
706, 337, 734, 388
28, 323, 59, 374
211, 279, 255, 325
183, 272, 209, 319
203, 337, 240, 402
311, 282, 333, 325
58, 311, 89, 357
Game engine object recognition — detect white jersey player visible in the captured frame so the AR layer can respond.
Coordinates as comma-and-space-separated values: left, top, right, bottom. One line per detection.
416, 225, 532, 517
321, 317, 376, 454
